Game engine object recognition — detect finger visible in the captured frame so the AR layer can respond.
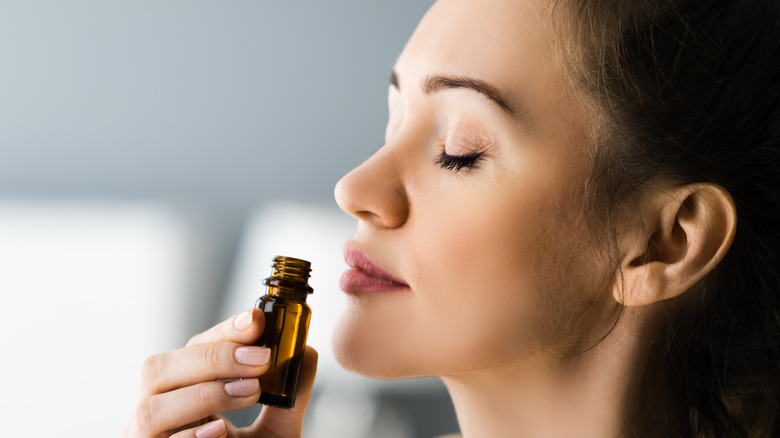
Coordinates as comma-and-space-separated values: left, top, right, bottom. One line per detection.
139, 342, 271, 397
128, 379, 260, 436
169, 418, 228, 438
244, 346, 318, 437
187, 308, 265, 347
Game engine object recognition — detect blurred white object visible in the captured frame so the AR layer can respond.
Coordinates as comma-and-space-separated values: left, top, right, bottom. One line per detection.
0, 199, 218, 436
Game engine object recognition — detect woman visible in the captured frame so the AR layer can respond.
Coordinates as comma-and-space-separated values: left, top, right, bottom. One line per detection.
125, 0, 780, 436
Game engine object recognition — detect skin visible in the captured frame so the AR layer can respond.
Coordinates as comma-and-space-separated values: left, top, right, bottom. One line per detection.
333, 0, 736, 437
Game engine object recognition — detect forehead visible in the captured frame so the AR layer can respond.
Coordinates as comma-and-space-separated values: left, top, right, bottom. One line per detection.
393, 0, 595, 139
395, 0, 557, 93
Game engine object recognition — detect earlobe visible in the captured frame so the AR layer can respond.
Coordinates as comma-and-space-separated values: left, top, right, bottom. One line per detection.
614, 183, 737, 307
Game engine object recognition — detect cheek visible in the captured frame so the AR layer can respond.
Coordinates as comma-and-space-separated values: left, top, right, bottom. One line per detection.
420, 183, 546, 278
413, 183, 564, 350
410, 166, 615, 360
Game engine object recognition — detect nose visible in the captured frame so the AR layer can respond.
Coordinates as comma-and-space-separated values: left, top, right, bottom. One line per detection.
334, 146, 410, 229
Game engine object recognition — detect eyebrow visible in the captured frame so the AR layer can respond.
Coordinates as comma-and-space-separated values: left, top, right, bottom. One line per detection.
390, 70, 516, 115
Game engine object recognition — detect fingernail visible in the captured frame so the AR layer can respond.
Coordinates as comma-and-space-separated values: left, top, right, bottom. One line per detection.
195, 418, 226, 438
235, 346, 271, 366
233, 309, 253, 331
224, 378, 260, 397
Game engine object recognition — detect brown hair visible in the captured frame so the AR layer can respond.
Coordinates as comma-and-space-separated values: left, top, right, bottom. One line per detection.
556, 0, 780, 436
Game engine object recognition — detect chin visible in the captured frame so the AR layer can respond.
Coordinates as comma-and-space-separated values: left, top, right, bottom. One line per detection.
331, 313, 426, 380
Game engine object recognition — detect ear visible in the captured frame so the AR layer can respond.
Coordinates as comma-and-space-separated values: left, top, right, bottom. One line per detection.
613, 183, 737, 307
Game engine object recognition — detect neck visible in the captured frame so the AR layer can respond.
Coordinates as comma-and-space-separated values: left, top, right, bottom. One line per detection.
440, 307, 684, 438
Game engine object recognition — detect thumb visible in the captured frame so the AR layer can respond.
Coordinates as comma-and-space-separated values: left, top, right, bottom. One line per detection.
240, 346, 318, 438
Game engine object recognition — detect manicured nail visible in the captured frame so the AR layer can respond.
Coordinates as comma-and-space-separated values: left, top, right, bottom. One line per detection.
224, 378, 260, 397
195, 418, 226, 438
233, 309, 253, 331
235, 346, 271, 366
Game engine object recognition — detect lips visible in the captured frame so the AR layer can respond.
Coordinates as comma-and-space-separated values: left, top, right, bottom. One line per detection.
340, 246, 410, 294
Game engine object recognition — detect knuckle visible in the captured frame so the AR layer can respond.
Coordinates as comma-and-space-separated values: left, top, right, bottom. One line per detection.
202, 342, 224, 371
193, 383, 214, 408
132, 396, 158, 433
139, 354, 164, 392
186, 333, 202, 346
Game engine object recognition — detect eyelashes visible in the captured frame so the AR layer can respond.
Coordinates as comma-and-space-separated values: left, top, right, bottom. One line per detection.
435, 150, 485, 172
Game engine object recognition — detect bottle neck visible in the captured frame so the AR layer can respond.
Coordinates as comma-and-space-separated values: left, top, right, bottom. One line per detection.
266, 285, 309, 301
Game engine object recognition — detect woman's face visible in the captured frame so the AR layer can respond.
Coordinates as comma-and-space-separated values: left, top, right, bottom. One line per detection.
334, 0, 615, 378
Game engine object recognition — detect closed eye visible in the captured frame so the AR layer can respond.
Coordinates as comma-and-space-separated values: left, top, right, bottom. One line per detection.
436, 151, 484, 172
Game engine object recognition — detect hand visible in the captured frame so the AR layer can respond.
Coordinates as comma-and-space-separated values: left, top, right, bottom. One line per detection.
123, 309, 318, 438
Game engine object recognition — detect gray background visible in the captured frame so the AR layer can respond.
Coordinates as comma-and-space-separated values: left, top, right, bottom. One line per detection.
0, 1, 460, 436
0, 0, 431, 281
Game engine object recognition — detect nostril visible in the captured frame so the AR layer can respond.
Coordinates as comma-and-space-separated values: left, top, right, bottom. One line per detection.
355, 210, 391, 228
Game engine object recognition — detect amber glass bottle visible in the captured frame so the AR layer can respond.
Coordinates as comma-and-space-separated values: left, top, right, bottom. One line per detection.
255, 255, 313, 408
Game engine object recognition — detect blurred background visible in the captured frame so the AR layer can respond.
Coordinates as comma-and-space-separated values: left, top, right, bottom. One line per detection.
0, 1, 459, 436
